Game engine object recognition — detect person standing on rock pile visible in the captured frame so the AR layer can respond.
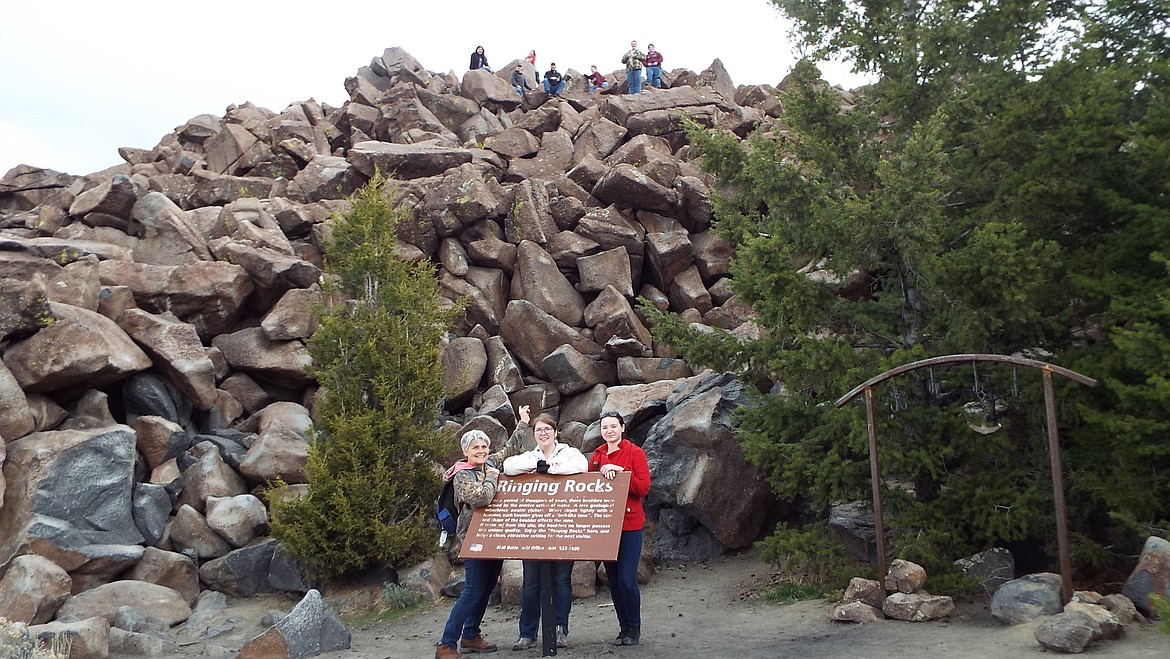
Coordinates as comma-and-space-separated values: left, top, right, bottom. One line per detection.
590, 411, 651, 647
621, 40, 646, 93
435, 412, 534, 659
526, 49, 539, 81
644, 44, 663, 88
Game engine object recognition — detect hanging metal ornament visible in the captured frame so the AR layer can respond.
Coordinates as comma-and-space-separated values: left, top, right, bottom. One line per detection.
963, 363, 1002, 434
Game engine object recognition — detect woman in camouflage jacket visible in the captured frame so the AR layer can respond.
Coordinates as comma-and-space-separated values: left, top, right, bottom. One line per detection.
435, 406, 534, 658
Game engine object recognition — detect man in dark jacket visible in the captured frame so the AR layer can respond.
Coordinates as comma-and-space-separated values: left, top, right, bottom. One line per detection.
511, 66, 532, 97
543, 63, 565, 96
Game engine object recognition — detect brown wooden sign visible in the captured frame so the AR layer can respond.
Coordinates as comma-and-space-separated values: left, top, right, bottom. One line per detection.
458, 472, 630, 561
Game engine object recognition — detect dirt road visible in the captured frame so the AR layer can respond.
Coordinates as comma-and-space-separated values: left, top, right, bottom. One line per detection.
314, 551, 1168, 659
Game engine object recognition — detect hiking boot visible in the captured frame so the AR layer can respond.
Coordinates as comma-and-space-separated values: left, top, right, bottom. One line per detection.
511, 637, 536, 651
555, 626, 568, 649
622, 627, 641, 646
436, 644, 464, 659
460, 635, 498, 653
609, 628, 629, 646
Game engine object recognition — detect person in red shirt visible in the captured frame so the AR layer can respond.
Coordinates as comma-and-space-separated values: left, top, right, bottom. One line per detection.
644, 44, 664, 88
589, 411, 651, 647
585, 65, 609, 93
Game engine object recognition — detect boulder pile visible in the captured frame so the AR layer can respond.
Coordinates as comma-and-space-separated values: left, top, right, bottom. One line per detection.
0, 46, 809, 654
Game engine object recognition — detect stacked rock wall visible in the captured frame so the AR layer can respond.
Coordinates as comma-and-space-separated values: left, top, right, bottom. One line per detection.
0, 47, 832, 628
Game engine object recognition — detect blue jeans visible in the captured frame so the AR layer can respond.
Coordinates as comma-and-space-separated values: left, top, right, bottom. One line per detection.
440, 558, 502, 649
519, 560, 574, 639
627, 69, 643, 94
645, 66, 662, 88
514, 84, 525, 98
603, 529, 643, 630
588, 82, 609, 93
543, 79, 565, 95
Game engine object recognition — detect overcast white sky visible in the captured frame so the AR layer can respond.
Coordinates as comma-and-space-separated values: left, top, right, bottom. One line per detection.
0, 0, 871, 178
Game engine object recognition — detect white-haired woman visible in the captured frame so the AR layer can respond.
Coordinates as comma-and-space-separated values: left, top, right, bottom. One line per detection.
436, 405, 534, 659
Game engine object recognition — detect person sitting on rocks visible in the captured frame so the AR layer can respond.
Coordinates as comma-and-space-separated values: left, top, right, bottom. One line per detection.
543, 63, 565, 96
469, 46, 493, 73
511, 65, 532, 98
585, 65, 609, 93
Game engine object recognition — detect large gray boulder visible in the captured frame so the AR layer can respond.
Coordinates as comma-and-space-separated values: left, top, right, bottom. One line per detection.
261, 287, 320, 341
592, 163, 679, 214
2, 302, 152, 393
0, 359, 35, 442
169, 504, 233, 560
125, 547, 200, 606
348, 140, 474, 180
117, 309, 217, 411
0, 554, 72, 624
510, 240, 584, 327
1122, 535, 1170, 617
499, 300, 603, 380
205, 494, 269, 548
542, 345, 617, 396
0, 426, 143, 575
577, 247, 634, 297
175, 442, 248, 513
96, 260, 254, 337
129, 190, 213, 264
640, 372, 775, 554
237, 589, 350, 659
55, 580, 191, 627
211, 327, 314, 389
29, 617, 111, 659
583, 286, 653, 350
198, 538, 280, 598
955, 547, 1015, 595
289, 155, 365, 203
237, 405, 312, 486
0, 272, 53, 344
991, 572, 1065, 625
442, 336, 488, 409
483, 336, 524, 394
69, 173, 142, 232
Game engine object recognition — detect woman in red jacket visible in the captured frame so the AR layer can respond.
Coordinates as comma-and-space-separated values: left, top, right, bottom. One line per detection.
590, 411, 651, 647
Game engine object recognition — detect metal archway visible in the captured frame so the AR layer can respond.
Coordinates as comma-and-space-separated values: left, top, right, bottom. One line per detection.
834, 354, 1097, 603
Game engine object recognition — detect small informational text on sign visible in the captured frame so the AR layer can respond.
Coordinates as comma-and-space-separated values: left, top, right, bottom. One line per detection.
459, 472, 630, 561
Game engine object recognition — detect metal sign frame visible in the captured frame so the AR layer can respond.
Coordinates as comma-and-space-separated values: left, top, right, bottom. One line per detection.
834, 353, 1097, 603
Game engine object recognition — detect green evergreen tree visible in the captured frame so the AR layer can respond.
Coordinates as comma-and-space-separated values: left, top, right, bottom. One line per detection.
647, 0, 1170, 585
269, 174, 457, 582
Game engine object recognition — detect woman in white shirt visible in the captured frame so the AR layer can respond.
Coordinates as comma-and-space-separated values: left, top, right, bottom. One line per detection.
503, 413, 587, 650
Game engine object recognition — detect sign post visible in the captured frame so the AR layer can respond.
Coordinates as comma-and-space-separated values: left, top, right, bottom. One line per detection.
459, 472, 631, 656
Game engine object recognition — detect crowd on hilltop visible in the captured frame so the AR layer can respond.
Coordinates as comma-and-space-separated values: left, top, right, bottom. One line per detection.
467, 41, 665, 98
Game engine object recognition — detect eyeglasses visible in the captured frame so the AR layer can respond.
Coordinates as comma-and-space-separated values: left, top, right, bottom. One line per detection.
599, 411, 623, 422
535, 427, 556, 435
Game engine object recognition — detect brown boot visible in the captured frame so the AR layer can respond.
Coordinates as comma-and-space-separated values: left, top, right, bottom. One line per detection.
435, 643, 464, 659
459, 634, 498, 653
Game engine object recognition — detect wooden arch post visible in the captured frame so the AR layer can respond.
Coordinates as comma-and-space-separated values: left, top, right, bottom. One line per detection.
834, 354, 1097, 603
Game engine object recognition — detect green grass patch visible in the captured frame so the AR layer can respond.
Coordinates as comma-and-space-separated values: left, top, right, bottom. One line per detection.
1151, 594, 1170, 641
760, 582, 827, 604
341, 583, 428, 628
